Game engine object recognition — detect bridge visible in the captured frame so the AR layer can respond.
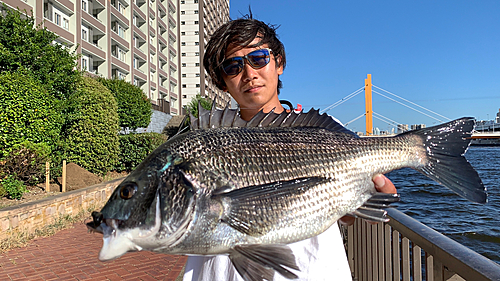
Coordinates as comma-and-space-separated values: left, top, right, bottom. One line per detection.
321, 74, 500, 144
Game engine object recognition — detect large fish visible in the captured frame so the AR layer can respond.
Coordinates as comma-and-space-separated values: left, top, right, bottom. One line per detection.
88, 105, 486, 281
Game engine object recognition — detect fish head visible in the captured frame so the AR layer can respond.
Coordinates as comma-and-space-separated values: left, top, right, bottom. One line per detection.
88, 147, 197, 261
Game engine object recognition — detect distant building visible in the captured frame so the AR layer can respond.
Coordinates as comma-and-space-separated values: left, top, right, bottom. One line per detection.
411, 124, 426, 130
179, 0, 230, 108
397, 124, 409, 134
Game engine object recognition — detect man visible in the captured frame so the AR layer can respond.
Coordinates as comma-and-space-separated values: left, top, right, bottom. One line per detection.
183, 16, 396, 281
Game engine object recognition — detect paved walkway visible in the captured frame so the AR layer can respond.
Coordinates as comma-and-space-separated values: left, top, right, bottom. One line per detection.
0, 223, 187, 280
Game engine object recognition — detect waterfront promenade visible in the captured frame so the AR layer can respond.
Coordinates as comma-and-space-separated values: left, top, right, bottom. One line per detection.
0, 223, 187, 280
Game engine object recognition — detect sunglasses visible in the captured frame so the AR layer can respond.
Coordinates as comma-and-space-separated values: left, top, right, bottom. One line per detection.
221, 48, 273, 76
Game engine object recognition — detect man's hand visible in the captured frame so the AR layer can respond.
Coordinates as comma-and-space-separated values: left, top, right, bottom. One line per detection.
339, 174, 397, 226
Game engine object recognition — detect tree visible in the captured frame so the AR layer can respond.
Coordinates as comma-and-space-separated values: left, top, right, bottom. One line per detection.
98, 77, 152, 130
0, 5, 81, 100
185, 94, 213, 118
63, 76, 120, 175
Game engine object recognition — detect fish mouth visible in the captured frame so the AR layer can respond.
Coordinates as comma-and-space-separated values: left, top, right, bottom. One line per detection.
87, 193, 162, 261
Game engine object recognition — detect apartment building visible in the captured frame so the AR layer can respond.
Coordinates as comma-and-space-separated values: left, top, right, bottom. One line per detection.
1, 0, 182, 115
179, 0, 230, 108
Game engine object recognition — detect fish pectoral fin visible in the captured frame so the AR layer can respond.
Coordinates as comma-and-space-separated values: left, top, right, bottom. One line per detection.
215, 177, 328, 236
349, 193, 400, 223
229, 244, 299, 281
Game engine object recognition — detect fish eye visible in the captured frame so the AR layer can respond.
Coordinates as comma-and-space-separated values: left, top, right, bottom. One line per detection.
120, 183, 137, 200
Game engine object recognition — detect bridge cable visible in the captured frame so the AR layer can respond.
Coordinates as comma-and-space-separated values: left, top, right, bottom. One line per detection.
373, 112, 400, 127
344, 113, 367, 126
320, 86, 365, 114
372, 90, 445, 122
373, 85, 451, 121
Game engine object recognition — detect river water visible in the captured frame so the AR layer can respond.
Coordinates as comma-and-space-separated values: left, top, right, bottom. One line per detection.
386, 146, 500, 264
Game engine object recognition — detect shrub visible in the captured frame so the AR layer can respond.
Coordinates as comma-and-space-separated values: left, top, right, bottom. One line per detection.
0, 141, 51, 185
98, 78, 152, 130
184, 94, 213, 118
0, 71, 64, 158
0, 175, 27, 200
63, 76, 120, 175
0, 5, 81, 100
114, 133, 168, 172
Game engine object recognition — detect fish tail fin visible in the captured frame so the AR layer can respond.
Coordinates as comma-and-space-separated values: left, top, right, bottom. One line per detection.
408, 117, 487, 203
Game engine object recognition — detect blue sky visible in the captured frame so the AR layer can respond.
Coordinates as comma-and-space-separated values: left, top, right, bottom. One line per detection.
228, 1, 500, 133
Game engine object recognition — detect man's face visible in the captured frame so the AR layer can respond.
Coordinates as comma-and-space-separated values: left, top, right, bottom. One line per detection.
222, 38, 283, 114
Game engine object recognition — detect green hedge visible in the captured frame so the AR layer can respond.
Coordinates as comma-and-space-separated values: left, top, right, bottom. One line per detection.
0, 71, 64, 158
114, 133, 168, 172
98, 78, 152, 130
63, 76, 120, 175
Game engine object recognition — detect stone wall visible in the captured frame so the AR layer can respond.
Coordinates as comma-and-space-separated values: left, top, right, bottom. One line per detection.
0, 177, 124, 240
122, 110, 173, 134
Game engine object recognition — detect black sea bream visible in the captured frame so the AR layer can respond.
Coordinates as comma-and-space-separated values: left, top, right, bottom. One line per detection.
88, 105, 486, 281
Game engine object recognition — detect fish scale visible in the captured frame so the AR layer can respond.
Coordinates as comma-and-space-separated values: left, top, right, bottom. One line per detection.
88, 106, 486, 281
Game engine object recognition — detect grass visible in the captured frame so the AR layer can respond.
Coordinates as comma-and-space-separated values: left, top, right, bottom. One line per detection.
0, 203, 102, 253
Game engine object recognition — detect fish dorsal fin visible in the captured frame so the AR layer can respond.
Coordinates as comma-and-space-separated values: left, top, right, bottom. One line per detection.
190, 103, 358, 136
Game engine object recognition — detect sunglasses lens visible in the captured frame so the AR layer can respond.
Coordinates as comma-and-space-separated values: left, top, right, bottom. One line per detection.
221, 49, 272, 75
222, 58, 243, 75
247, 49, 271, 68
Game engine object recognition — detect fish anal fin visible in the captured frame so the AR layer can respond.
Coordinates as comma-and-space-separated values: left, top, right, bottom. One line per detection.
229, 244, 299, 281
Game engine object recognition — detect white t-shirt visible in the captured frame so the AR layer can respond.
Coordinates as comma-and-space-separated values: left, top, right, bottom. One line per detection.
182, 223, 352, 281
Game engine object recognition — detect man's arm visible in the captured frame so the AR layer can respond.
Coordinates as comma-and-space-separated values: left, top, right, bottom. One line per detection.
339, 174, 397, 226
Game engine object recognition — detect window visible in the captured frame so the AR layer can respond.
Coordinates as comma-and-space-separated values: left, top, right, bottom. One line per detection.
194, 31, 199, 35
82, 57, 88, 70
182, 95, 187, 98
55, 13, 61, 25
194, 21, 198, 24
133, 15, 137, 26
150, 54, 154, 62
195, 52, 199, 56
181, 42, 186, 46
82, 27, 88, 41
182, 74, 186, 77
133, 36, 138, 47
181, 11, 185, 15
82, 0, 88, 12
181, 0, 185, 3
182, 63, 186, 67
194, 0, 198, 3
63, 18, 69, 30
118, 48, 126, 61
181, 53, 186, 56
195, 63, 199, 66
134, 79, 139, 86
182, 84, 186, 88
181, 32, 185, 35
133, 58, 137, 69
194, 10, 198, 14
181, 21, 185, 25
195, 42, 199, 46
196, 84, 200, 88
196, 73, 200, 77
117, 24, 125, 37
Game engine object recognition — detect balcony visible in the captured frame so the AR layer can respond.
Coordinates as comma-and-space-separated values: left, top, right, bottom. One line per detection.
43, 20, 74, 44
111, 56, 130, 73
81, 11, 105, 34
110, 5, 129, 29
81, 40, 106, 60
111, 32, 129, 51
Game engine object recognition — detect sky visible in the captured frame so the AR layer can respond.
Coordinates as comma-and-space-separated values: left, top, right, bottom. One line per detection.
228, 1, 500, 133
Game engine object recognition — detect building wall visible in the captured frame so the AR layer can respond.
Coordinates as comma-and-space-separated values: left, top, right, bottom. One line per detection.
0, 0, 183, 115
179, 0, 230, 108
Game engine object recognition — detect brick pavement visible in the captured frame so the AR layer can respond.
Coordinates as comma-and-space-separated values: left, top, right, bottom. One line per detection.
0, 223, 187, 281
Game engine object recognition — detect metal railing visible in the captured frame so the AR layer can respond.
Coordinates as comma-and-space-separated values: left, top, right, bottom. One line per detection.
346, 208, 500, 281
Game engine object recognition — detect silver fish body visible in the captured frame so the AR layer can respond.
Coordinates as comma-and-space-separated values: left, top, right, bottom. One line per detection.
88, 106, 486, 281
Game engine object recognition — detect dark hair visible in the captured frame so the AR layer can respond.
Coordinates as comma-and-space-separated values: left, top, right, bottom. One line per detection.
203, 15, 286, 94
